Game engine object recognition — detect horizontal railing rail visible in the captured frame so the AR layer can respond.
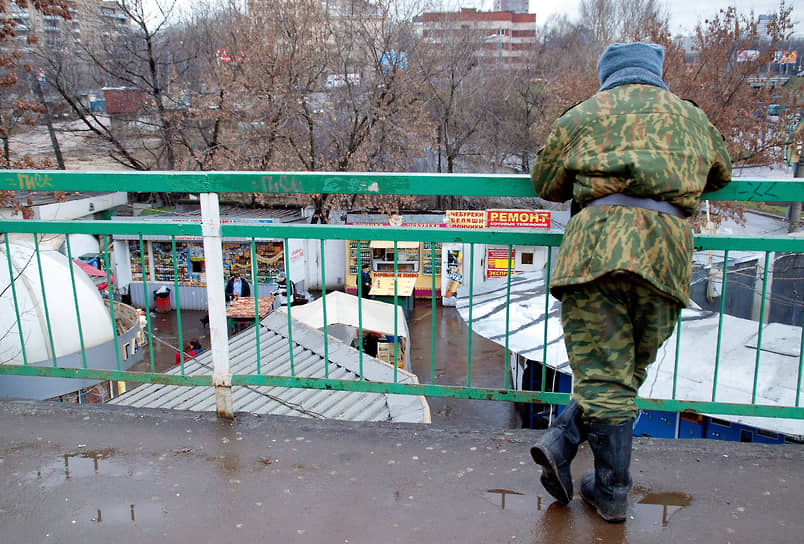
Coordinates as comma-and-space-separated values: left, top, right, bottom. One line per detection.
1, 171, 803, 434
2, 170, 802, 200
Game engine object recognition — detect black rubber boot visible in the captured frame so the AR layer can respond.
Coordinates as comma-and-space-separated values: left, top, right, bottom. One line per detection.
530, 400, 585, 504
580, 420, 633, 523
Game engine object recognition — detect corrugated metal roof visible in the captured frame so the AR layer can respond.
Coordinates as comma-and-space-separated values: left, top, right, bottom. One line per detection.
122, 206, 305, 223
110, 312, 429, 424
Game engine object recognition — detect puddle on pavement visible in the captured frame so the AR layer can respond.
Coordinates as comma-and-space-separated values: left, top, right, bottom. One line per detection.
487, 485, 693, 539
484, 488, 543, 513
633, 490, 692, 527
90, 502, 166, 524
31, 449, 133, 488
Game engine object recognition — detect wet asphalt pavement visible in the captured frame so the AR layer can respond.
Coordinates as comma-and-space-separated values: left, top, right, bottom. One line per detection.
19, 299, 793, 542
2, 400, 803, 543
408, 304, 520, 428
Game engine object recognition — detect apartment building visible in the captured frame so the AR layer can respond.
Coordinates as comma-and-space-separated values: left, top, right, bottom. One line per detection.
417, 8, 537, 69
6, 0, 129, 53
247, 0, 385, 88
493, 0, 530, 15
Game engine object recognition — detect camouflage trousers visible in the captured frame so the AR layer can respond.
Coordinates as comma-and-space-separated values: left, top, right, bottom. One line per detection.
559, 272, 682, 424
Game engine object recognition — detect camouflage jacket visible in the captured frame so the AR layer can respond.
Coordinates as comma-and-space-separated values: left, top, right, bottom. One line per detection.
531, 84, 732, 305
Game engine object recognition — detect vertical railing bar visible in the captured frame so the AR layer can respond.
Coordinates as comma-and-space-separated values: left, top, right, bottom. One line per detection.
466, 243, 475, 387
284, 238, 295, 377
670, 309, 680, 401
65, 236, 88, 369
541, 248, 552, 394
394, 240, 399, 383
752, 251, 772, 404
711, 249, 730, 401
796, 309, 803, 407
430, 242, 436, 385
503, 244, 513, 390
171, 236, 184, 374
102, 236, 122, 371
320, 239, 329, 378
672, 315, 681, 400
3, 233, 28, 364
33, 236, 57, 366
138, 235, 155, 372
250, 238, 261, 375
356, 240, 364, 374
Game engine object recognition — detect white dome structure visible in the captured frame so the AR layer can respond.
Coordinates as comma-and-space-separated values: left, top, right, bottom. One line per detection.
1, 234, 114, 366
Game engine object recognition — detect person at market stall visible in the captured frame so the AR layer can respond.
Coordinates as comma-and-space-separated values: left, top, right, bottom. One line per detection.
528, 42, 732, 523
360, 263, 373, 299
225, 272, 251, 302
272, 271, 295, 306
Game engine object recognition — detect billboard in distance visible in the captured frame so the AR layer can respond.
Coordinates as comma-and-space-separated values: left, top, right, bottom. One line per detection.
772, 50, 798, 64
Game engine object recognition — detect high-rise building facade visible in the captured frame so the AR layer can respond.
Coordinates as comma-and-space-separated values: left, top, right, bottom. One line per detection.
5, 0, 130, 53
418, 8, 537, 69
493, 0, 529, 14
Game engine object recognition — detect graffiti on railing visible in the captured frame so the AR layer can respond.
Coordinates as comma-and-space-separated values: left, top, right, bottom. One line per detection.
252, 175, 303, 194
734, 183, 786, 201
6, 173, 54, 191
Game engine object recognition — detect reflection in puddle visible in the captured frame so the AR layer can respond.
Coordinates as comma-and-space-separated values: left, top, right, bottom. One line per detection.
91, 503, 165, 524
32, 449, 132, 488
635, 491, 692, 527
484, 488, 540, 512
486, 489, 524, 510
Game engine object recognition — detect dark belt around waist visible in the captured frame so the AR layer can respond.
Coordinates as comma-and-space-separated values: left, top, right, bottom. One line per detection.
585, 193, 686, 218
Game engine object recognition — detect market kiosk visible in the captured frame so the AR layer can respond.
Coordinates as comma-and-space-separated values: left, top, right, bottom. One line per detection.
345, 214, 444, 300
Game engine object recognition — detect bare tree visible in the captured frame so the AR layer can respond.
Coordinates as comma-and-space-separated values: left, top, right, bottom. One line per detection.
185, 0, 429, 222
414, 11, 490, 178
665, 3, 796, 166
0, 1, 71, 214
579, 0, 670, 52
35, 0, 193, 176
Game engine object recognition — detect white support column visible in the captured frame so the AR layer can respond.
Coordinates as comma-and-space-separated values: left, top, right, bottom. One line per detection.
200, 193, 233, 419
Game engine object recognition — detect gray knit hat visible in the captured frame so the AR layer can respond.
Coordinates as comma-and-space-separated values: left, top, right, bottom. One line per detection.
597, 42, 668, 92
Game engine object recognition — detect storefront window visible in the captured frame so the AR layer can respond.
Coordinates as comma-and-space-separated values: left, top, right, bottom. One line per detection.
348, 240, 372, 275
422, 242, 442, 276
223, 241, 285, 284
372, 243, 419, 273
129, 241, 150, 282
129, 240, 285, 287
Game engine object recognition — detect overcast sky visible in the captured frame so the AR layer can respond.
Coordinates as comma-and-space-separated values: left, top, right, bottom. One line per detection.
153, 1, 799, 36
478, 1, 801, 35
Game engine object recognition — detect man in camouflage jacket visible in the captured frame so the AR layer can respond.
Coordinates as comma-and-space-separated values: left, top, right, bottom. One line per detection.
528, 42, 731, 523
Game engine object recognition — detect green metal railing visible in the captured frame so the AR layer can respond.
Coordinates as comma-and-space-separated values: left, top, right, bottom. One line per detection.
1, 171, 803, 428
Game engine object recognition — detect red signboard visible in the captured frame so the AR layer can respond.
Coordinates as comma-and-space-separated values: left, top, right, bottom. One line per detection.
487, 248, 520, 278
486, 210, 550, 228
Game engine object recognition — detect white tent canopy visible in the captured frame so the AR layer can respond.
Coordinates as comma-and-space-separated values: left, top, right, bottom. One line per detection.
289, 291, 410, 341
455, 270, 804, 438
